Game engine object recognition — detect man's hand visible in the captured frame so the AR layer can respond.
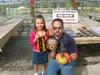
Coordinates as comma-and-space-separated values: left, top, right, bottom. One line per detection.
49, 51, 56, 59
70, 52, 78, 61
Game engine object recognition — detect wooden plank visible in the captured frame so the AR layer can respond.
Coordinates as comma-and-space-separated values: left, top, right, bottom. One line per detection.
75, 37, 100, 44
63, 18, 100, 44
0, 16, 25, 49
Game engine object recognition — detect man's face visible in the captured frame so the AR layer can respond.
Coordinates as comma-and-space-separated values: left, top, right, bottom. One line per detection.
53, 21, 64, 37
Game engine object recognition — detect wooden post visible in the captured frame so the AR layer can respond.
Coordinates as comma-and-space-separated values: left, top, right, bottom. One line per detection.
29, 0, 35, 17
71, 0, 78, 10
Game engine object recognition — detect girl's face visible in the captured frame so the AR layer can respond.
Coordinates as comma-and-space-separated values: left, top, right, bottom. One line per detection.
35, 18, 44, 30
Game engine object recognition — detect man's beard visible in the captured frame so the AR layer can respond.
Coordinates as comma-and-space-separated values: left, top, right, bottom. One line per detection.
55, 31, 61, 37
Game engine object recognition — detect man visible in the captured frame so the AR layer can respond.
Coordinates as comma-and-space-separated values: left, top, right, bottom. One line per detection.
44, 18, 78, 75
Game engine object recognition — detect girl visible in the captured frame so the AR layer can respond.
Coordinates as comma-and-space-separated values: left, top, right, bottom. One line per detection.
29, 15, 49, 75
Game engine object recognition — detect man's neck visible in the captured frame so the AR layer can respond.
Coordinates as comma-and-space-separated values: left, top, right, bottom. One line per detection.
55, 33, 63, 40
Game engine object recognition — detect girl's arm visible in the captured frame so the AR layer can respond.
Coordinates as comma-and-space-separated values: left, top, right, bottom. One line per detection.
29, 31, 37, 47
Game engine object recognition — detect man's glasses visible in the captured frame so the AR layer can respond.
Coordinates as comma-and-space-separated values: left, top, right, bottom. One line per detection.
53, 26, 63, 30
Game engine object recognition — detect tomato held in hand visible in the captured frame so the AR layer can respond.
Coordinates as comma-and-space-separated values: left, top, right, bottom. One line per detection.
56, 52, 71, 65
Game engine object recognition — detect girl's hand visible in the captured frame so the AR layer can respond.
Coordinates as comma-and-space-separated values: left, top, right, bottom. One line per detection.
34, 33, 39, 42
37, 31, 45, 38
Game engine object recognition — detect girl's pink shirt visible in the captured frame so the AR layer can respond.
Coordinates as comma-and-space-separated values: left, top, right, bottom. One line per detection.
29, 30, 48, 52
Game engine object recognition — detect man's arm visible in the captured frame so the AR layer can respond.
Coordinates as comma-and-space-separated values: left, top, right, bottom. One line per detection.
68, 36, 78, 61
70, 52, 78, 61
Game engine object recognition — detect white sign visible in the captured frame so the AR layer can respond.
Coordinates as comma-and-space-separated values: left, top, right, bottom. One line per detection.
53, 10, 78, 23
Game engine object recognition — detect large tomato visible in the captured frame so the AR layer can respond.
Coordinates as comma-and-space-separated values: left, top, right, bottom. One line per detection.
63, 52, 71, 63
56, 52, 71, 65
47, 28, 54, 36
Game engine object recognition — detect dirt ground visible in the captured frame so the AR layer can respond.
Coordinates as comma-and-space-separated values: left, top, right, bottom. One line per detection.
0, 26, 33, 71
0, 26, 100, 71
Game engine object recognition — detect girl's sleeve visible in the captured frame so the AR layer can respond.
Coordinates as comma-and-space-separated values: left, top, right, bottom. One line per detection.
29, 31, 36, 48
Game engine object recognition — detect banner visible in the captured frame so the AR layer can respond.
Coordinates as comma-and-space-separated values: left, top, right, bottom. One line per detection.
53, 10, 78, 23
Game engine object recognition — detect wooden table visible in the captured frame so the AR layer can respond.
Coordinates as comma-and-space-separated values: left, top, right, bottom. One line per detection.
64, 18, 100, 44
89, 13, 100, 22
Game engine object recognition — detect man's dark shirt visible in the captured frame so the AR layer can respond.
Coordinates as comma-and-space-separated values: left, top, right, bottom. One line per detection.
55, 32, 77, 54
